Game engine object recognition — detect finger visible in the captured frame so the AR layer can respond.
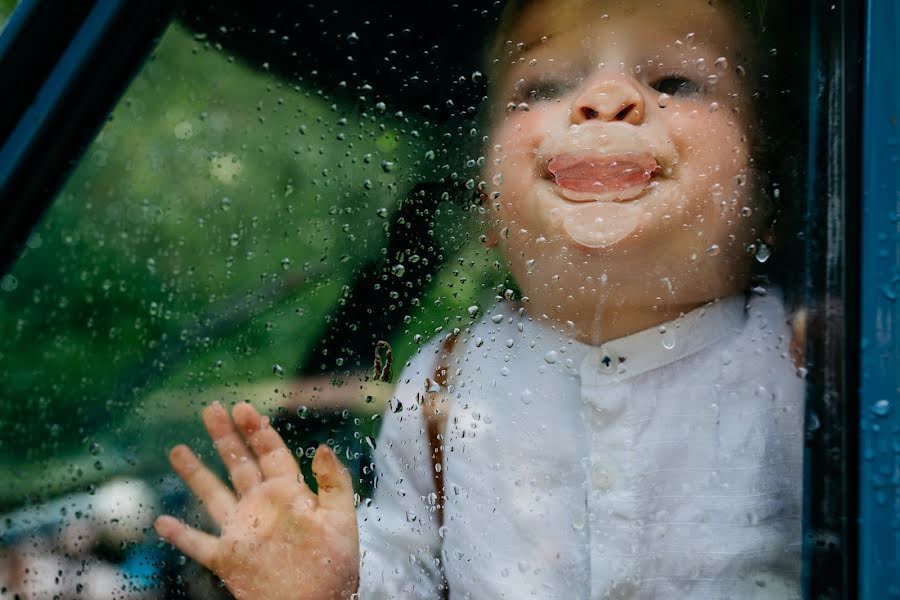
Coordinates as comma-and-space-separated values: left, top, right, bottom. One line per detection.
155, 515, 217, 570
312, 444, 355, 512
168, 444, 237, 526
202, 402, 262, 495
232, 403, 302, 481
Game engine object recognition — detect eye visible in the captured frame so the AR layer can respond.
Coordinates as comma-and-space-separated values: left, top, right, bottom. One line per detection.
650, 75, 703, 97
519, 77, 572, 102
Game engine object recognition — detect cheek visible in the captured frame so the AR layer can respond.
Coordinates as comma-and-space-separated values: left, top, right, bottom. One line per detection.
668, 109, 751, 200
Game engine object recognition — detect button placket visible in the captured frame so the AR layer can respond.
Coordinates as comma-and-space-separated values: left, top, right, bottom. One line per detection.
585, 379, 635, 598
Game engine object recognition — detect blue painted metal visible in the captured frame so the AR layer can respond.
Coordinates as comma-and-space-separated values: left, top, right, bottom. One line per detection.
859, 0, 900, 597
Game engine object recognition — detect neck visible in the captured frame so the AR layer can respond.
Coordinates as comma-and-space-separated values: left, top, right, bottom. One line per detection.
538, 295, 707, 347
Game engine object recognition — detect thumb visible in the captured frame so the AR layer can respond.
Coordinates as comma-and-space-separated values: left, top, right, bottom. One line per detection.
312, 444, 355, 512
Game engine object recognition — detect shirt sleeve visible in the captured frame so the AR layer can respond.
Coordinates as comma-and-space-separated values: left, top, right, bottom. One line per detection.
356, 342, 445, 599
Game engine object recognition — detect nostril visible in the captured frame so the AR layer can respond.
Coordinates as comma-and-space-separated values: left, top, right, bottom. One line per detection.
615, 104, 636, 121
581, 106, 599, 120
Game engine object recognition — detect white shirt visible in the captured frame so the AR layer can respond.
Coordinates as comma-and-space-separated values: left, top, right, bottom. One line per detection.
358, 293, 804, 599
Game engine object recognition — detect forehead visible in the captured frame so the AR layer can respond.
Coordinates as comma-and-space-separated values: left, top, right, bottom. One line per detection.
503, 0, 745, 56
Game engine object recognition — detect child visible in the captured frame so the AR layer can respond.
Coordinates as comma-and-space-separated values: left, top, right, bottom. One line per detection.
155, 0, 805, 597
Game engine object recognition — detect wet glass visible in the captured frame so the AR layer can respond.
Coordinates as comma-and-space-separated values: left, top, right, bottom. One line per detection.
0, 1, 846, 598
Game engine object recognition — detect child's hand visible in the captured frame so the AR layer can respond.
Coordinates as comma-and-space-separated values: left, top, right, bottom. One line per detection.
154, 402, 359, 600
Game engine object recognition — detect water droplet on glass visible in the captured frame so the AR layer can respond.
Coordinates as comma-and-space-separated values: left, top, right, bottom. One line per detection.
468, 305, 480, 319
544, 350, 558, 364
272, 364, 284, 375
740, 206, 753, 217
376, 207, 388, 218
220, 196, 231, 211
381, 160, 395, 173
657, 93, 671, 108
0, 274, 18, 292
806, 411, 821, 432
755, 243, 771, 263
229, 233, 239, 246
661, 332, 676, 350
521, 388, 533, 404
705, 244, 721, 256
873, 399, 891, 417
391, 264, 406, 277
505, 339, 515, 348
492, 173, 504, 185
491, 314, 504, 324
708, 101, 720, 113
526, 259, 536, 274
280, 257, 291, 270
715, 56, 728, 69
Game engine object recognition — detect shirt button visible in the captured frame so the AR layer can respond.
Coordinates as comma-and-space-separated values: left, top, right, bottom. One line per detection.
599, 353, 617, 372
591, 460, 617, 492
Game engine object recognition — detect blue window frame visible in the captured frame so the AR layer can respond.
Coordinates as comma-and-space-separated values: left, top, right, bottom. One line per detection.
859, 1, 900, 597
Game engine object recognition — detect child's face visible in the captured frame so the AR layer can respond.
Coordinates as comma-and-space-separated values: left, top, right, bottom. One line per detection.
485, 0, 764, 328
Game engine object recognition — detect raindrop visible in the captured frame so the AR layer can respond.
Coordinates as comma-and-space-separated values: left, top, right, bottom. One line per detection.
705, 244, 721, 256
381, 160, 395, 173
280, 257, 291, 270
272, 364, 284, 375
708, 102, 720, 113
229, 233, 240, 246
806, 411, 821, 432
521, 388, 533, 404
376, 207, 388, 218
0, 274, 17, 292
740, 206, 753, 217
657, 93, 671, 108
391, 264, 406, 277
526, 259, 536, 274
505, 339, 515, 348
220, 196, 231, 211
468, 305, 480, 319
544, 350, 558, 364
491, 314, 504, 324
662, 332, 676, 350
872, 399, 891, 417
755, 243, 771, 263
375, 101, 386, 112
714, 56, 728, 69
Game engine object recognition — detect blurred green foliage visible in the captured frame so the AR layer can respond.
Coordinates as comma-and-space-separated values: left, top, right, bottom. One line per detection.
0, 22, 500, 508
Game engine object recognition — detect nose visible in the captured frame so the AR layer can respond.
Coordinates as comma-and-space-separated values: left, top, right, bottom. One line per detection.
570, 76, 645, 125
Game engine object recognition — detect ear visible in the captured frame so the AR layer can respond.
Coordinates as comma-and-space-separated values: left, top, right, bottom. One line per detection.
484, 226, 499, 248
789, 307, 806, 370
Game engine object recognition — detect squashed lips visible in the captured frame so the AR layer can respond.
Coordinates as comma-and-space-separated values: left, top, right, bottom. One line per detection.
547, 153, 660, 201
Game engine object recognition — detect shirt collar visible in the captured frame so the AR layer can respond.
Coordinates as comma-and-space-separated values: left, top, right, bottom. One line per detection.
579, 295, 748, 384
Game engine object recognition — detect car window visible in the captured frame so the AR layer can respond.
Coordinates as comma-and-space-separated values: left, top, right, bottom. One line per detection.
0, 2, 845, 598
